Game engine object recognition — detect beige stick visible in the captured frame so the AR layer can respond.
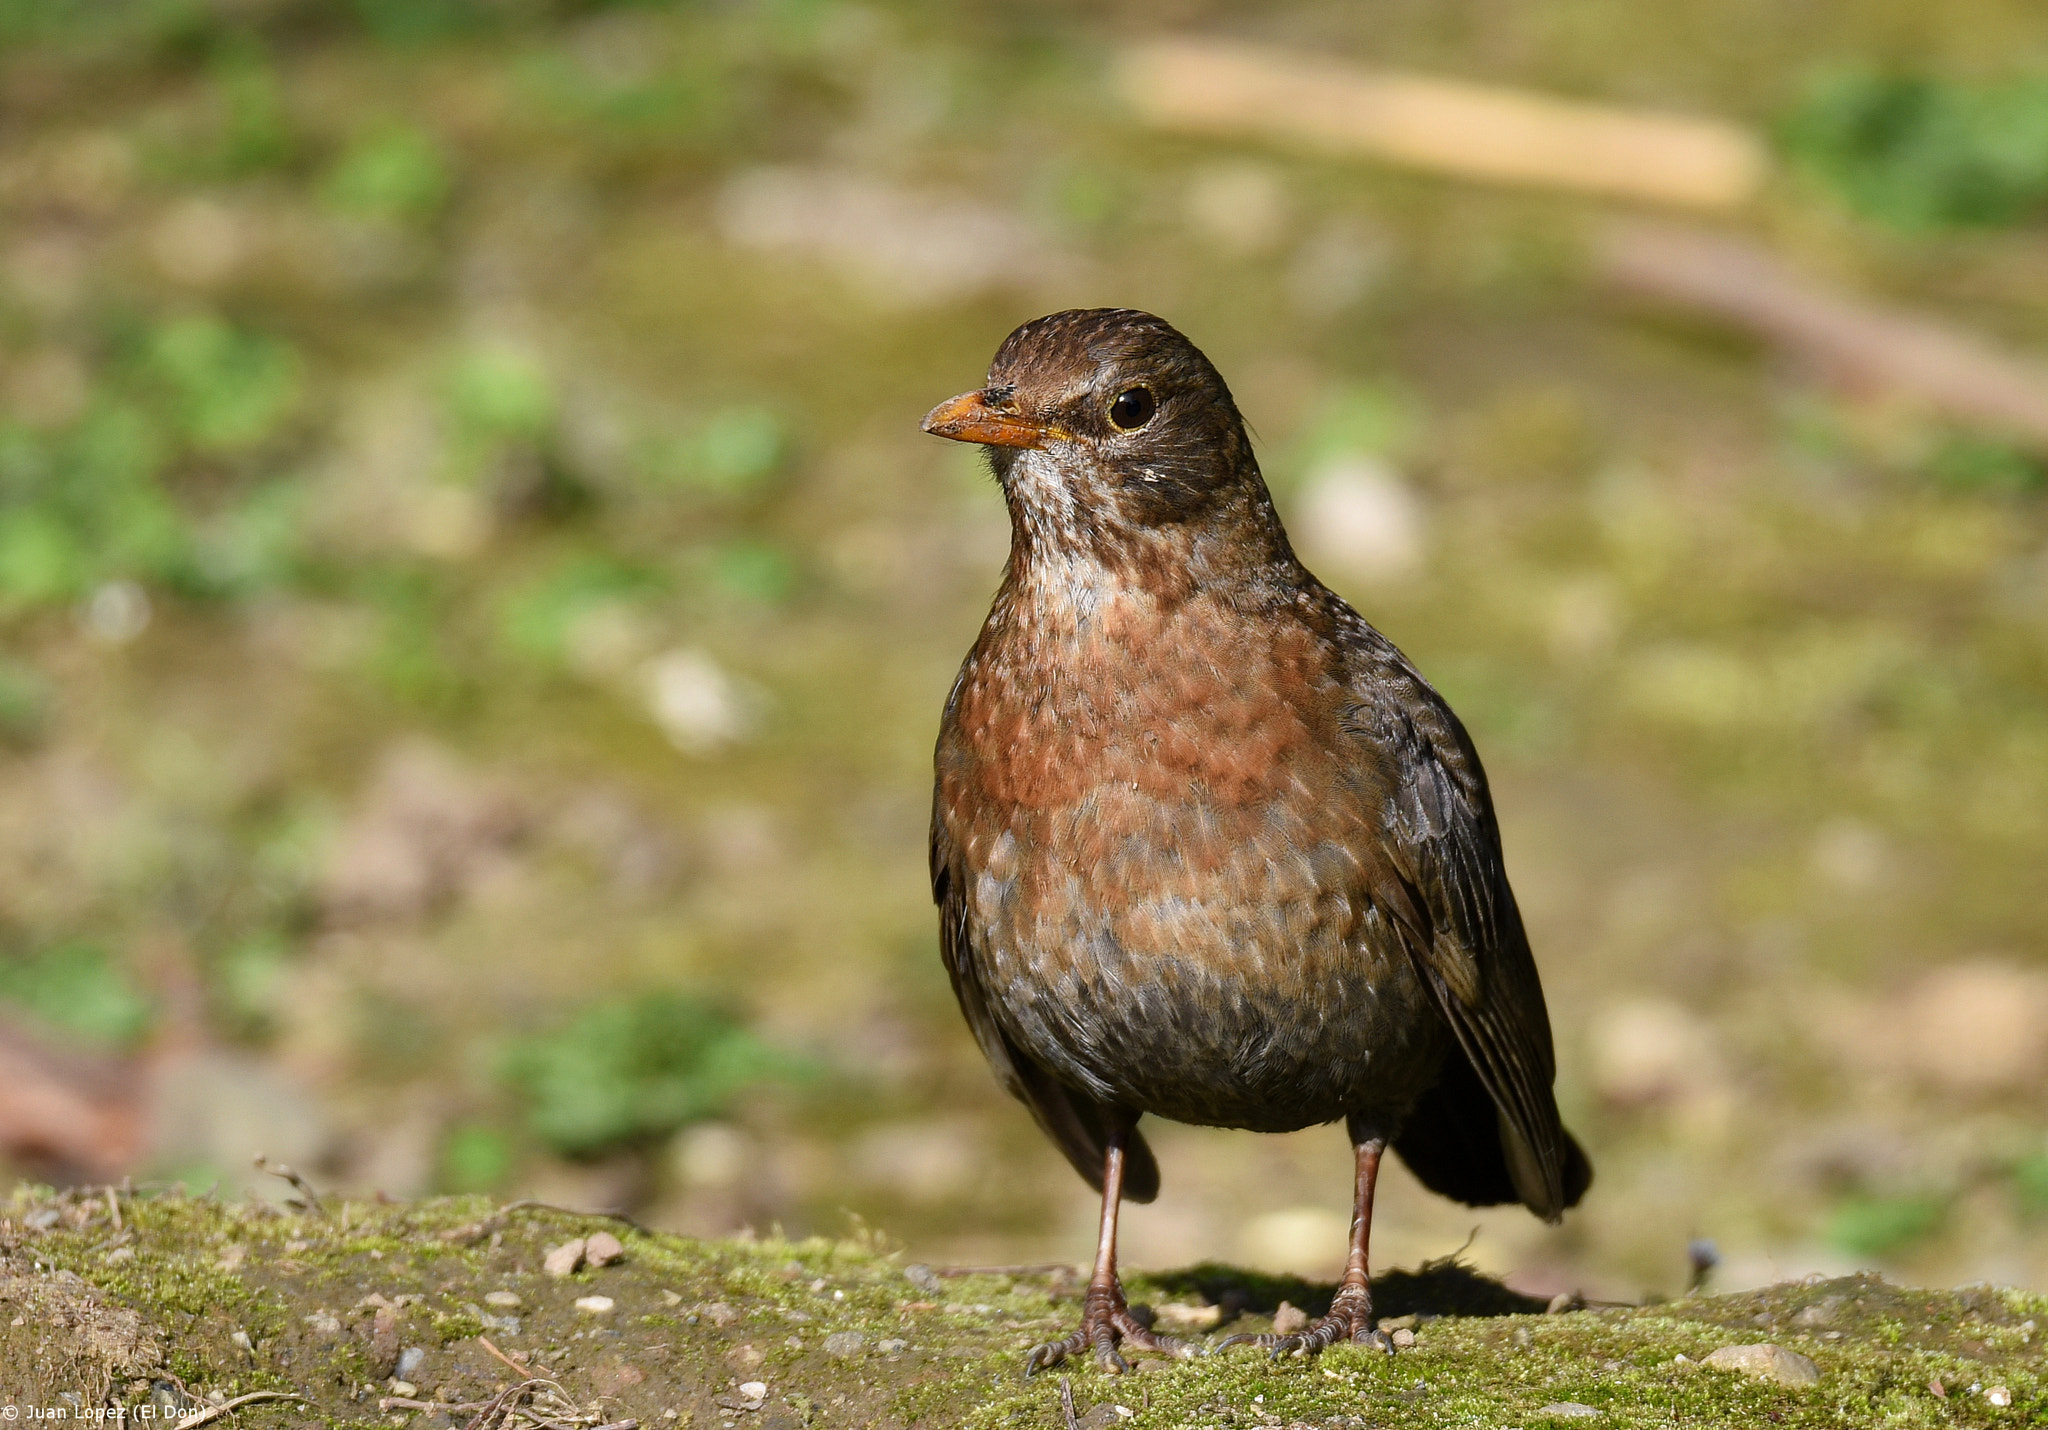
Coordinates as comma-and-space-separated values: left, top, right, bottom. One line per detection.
1117, 36, 1767, 211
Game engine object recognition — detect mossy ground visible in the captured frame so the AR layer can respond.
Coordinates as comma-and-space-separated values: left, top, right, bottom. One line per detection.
3, 1190, 2041, 1428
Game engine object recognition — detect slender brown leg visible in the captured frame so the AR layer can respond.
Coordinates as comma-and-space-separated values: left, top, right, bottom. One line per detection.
1023, 1125, 1192, 1376
1219, 1128, 1393, 1358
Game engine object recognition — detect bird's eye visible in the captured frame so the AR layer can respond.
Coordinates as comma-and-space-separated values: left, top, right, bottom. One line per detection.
1108, 387, 1156, 431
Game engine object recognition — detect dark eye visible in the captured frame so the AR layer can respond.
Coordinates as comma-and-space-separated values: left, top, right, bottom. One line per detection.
1108, 387, 1156, 431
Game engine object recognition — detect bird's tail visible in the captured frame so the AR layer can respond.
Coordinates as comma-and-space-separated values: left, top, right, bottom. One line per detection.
1391, 1050, 1591, 1216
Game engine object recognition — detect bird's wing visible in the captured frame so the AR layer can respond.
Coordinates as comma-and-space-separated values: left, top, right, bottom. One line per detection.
1341, 637, 1580, 1220
930, 808, 1159, 1203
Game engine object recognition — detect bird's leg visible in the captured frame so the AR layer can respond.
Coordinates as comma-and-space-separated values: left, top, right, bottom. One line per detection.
1219, 1127, 1392, 1358
1024, 1125, 1191, 1376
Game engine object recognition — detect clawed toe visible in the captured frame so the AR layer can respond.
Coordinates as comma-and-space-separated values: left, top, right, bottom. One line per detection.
1025, 1296, 1191, 1377
1025, 1332, 1084, 1376
1213, 1291, 1379, 1362
1214, 1330, 1307, 1360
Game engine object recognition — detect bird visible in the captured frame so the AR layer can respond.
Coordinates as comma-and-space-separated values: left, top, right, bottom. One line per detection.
921, 308, 1591, 1375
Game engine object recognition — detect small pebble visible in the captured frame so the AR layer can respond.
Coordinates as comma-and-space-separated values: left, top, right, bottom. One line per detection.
877, 1338, 908, 1353
1272, 1301, 1310, 1336
1151, 1302, 1222, 1331
823, 1331, 866, 1358
485, 1291, 522, 1308
544, 1240, 587, 1278
738, 1381, 767, 1402
1538, 1405, 1602, 1419
388, 1381, 418, 1399
904, 1264, 941, 1293
585, 1231, 626, 1267
1702, 1343, 1819, 1387
662, 1290, 684, 1306
1390, 1328, 1416, 1350
574, 1296, 615, 1315
396, 1347, 426, 1378
1987, 1387, 2012, 1408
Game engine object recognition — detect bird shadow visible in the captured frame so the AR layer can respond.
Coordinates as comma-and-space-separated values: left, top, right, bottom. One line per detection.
1138, 1253, 1548, 1324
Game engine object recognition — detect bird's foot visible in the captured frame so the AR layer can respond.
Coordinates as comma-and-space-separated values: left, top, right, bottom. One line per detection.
1024, 1279, 1192, 1376
1215, 1283, 1388, 1360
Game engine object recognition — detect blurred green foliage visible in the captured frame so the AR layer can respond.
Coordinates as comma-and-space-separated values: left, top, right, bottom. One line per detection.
438, 1122, 514, 1193
0, 660, 50, 745
497, 554, 659, 665
146, 317, 303, 452
707, 538, 796, 605
0, 311, 304, 612
0, 943, 154, 1049
447, 345, 556, 447
211, 933, 291, 1040
1826, 1191, 1949, 1258
639, 406, 791, 497
204, 35, 295, 176
350, 0, 509, 47
323, 123, 450, 221
2014, 1154, 2048, 1221
1280, 382, 1417, 485
502, 991, 796, 1157
1925, 434, 2048, 494
1782, 67, 2048, 229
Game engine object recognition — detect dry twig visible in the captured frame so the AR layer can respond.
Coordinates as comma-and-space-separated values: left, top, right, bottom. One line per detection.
251, 1153, 328, 1218
1598, 220, 2048, 453
1118, 36, 1766, 210
477, 1336, 536, 1377
167, 1392, 306, 1430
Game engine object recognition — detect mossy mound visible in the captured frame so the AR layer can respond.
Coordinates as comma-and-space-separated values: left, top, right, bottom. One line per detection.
2, 1188, 2041, 1428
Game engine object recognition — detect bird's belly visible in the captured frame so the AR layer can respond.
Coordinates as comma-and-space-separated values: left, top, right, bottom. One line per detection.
965, 826, 1449, 1131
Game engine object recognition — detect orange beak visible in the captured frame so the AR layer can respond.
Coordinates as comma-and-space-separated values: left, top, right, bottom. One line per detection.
920, 390, 1065, 448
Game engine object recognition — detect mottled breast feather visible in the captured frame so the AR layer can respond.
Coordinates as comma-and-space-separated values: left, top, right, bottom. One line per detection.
936, 574, 1450, 1134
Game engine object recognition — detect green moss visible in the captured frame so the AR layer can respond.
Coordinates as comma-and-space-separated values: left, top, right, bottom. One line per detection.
3, 1191, 2043, 1426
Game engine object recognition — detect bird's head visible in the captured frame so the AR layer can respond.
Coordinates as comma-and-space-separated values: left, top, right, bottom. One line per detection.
921, 308, 1289, 576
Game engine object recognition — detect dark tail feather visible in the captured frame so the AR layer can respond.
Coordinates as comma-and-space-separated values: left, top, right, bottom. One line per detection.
1392, 1050, 1591, 1215
1013, 1055, 1160, 1203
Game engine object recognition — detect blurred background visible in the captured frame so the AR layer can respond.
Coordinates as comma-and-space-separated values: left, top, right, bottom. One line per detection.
2, 0, 2047, 1306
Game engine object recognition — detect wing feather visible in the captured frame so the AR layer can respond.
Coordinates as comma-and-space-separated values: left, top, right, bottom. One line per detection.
1343, 648, 1587, 1221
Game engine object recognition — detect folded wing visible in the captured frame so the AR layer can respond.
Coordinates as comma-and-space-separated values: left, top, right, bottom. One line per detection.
1342, 642, 1591, 1221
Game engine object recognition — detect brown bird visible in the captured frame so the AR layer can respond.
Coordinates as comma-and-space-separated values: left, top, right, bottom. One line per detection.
922, 309, 1590, 1374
